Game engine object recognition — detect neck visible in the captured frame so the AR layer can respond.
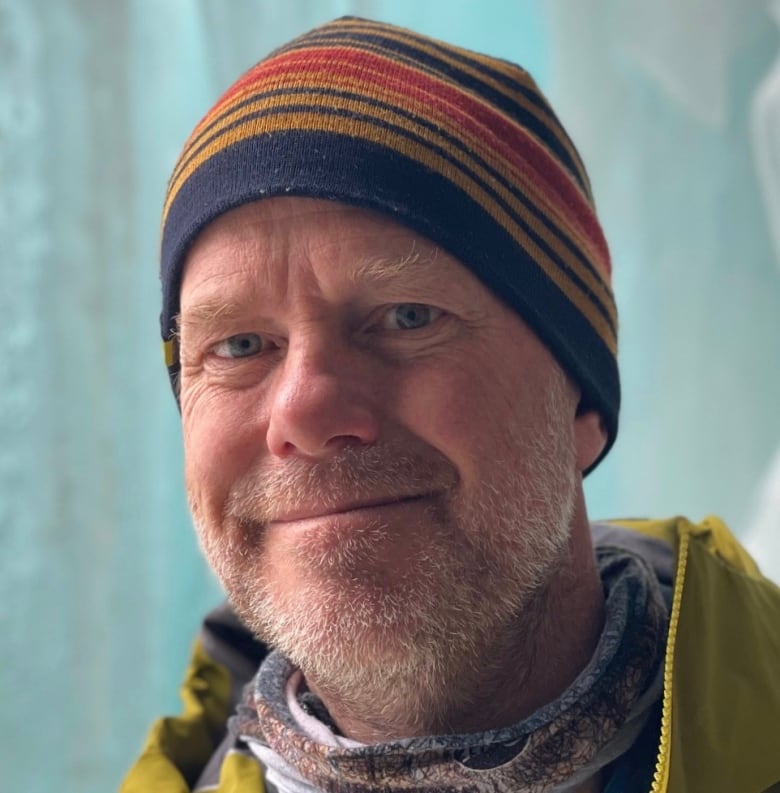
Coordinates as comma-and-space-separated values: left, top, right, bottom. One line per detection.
307, 504, 605, 743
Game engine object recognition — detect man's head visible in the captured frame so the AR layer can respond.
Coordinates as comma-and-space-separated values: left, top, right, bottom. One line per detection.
161, 18, 617, 732
161, 17, 619, 452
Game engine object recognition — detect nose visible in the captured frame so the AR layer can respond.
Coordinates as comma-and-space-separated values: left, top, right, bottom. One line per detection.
265, 333, 381, 459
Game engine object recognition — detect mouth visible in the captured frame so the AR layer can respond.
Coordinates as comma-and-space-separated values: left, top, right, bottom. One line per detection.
269, 494, 432, 525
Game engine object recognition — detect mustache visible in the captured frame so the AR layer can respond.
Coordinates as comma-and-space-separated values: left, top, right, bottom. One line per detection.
224, 439, 459, 525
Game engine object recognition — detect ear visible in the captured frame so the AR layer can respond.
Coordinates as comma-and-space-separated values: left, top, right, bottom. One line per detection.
573, 410, 608, 473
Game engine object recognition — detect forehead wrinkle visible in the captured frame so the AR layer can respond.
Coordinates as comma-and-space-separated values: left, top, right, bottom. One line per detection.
179, 248, 278, 332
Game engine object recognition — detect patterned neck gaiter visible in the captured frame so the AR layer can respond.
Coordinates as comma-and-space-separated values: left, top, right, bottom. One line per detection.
236, 547, 668, 793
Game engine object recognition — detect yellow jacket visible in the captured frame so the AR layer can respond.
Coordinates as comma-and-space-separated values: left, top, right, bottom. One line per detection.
120, 517, 780, 792
625, 516, 780, 793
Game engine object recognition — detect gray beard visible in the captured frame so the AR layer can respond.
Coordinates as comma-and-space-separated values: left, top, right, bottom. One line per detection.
191, 371, 577, 732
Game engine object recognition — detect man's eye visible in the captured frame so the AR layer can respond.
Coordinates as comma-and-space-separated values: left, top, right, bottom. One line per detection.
211, 333, 266, 358
382, 303, 442, 330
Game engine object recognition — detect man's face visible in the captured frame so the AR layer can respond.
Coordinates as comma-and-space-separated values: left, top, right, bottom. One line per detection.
178, 197, 588, 706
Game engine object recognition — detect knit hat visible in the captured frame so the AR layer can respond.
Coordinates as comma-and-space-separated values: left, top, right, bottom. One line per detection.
160, 16, 619, 467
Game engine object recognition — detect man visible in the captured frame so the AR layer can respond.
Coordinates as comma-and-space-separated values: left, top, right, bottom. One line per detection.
122, 17, 780, 793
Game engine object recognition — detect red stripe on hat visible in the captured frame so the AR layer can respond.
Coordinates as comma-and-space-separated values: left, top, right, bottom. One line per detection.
225, 47, 611, 274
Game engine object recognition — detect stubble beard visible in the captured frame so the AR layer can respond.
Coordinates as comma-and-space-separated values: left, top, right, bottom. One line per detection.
190, 372, 577, 733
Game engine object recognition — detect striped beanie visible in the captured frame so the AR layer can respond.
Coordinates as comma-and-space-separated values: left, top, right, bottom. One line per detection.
160, 16, 619, 466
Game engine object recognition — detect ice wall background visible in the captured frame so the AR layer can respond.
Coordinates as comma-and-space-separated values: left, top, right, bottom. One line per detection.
1, 1, 779, 790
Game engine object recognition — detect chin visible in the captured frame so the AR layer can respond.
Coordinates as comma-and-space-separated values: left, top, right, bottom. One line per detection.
205, 513, 563, 709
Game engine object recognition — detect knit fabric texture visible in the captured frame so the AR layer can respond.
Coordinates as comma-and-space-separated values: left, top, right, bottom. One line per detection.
159, 16, 620, 463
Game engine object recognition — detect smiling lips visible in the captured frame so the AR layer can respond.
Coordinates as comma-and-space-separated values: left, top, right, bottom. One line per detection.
269, 493, 432, 524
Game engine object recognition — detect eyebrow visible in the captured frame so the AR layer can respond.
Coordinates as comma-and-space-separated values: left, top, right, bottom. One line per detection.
350, 245, 441, 284
177, 243, 449, 332
179, 299, 247, 324
175, 300, 255, 338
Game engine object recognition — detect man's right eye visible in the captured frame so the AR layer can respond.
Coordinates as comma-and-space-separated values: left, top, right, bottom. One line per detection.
211, 333, 266, 359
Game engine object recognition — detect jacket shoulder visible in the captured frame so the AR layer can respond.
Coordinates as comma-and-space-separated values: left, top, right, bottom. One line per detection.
613, 515, 780, 793
610, 515, 765, 578
120, 603, 267, 792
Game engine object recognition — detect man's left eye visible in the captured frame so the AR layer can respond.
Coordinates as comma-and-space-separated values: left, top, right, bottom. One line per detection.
382, 303, 442, 330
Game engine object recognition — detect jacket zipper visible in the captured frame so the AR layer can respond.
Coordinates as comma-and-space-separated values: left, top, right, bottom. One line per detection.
649, 530, 690, 793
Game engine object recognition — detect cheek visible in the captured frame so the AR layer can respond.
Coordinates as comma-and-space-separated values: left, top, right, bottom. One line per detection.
181, 384, 266, 517
392, 346, 562, 490
392, 360, 512, 483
